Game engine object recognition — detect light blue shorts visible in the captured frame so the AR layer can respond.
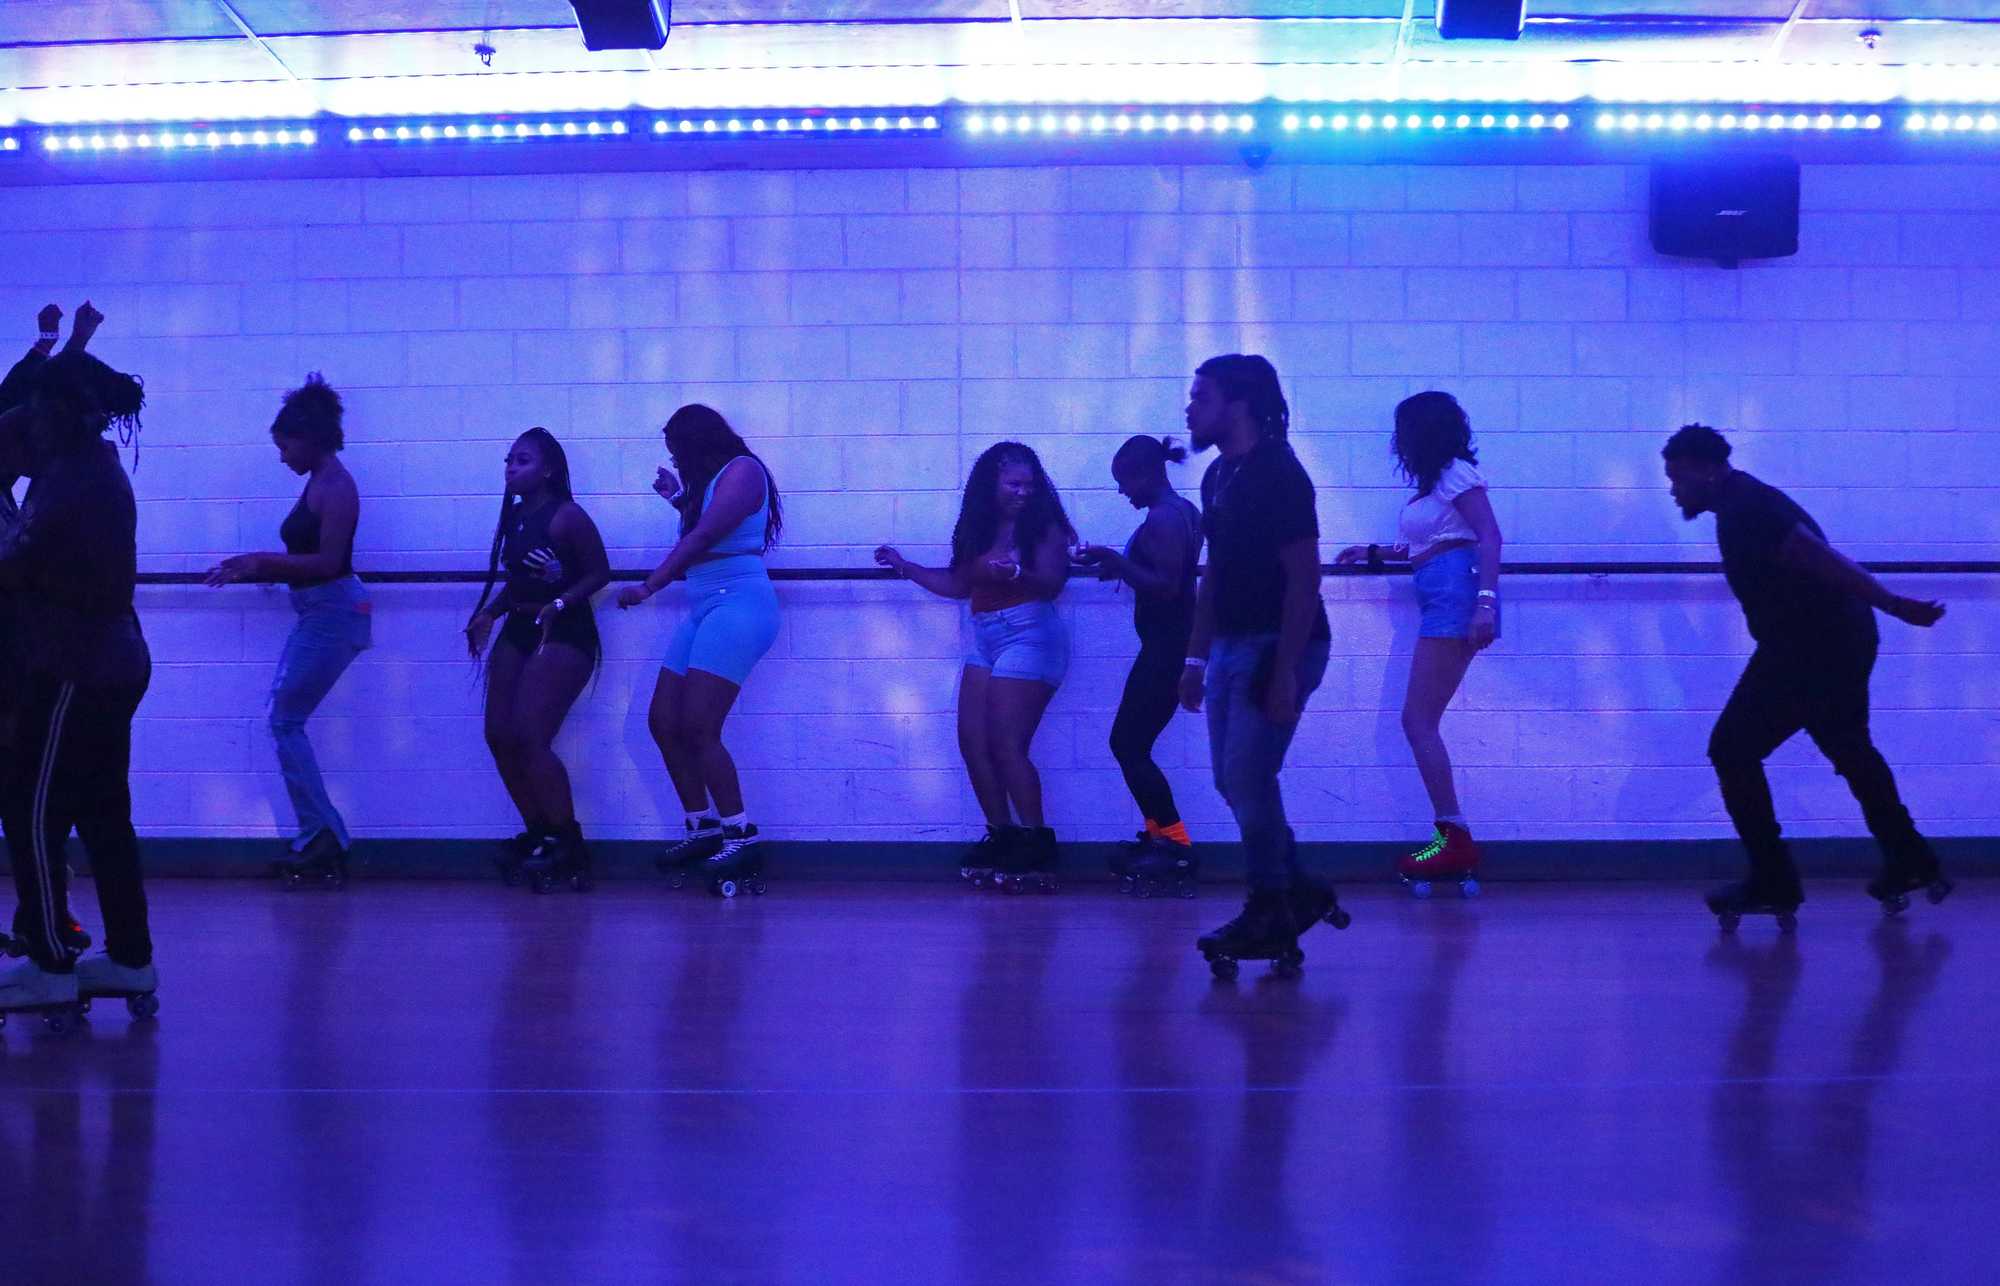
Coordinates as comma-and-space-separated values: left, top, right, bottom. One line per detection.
965, 601, 1069, 688
1412, 545, 1497, 641
663, 556, 780, 687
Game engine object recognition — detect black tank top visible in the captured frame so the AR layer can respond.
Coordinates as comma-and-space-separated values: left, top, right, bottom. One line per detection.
502, 499, 564, 610
279, 484, 350, 585
1128, 496, 1202, 643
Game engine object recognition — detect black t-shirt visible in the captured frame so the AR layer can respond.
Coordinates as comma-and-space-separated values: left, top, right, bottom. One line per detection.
1200, 437, 1330, 640
1714, 470, 1875, 655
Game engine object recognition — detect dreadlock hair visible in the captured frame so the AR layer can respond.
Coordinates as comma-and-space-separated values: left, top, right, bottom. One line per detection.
28, 349, 145, 457
1194, 354, 1290, 441
663, 403, 782, 551
271, 372, 344, 453
951, 441, 1076, 571
1392, 390, 1479, 498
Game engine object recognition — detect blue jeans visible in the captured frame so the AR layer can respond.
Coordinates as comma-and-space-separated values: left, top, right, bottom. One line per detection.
1206, 633, 1331, 891
270, 577, 371, 850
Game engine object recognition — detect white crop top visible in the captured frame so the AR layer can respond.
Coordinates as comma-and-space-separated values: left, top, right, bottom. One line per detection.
1397, 459, 1486, 562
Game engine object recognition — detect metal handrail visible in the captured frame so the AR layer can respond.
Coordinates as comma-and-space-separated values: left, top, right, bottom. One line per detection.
132, 560, 2000, 585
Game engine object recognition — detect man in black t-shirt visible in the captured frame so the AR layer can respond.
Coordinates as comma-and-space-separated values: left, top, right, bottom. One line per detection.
1663, 425, 1950, 923
1179, 355, 1345, 974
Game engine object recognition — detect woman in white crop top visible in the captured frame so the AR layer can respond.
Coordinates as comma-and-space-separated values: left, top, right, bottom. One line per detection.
1336, 391, 1503, 895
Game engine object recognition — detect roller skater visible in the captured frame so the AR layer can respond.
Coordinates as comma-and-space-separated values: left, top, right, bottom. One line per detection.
1178, 355, 1340, 967
465, 428, 610, 892
877, 442, 1075, 892
1336, 391, 1502, 898
703, 824, 767, 898
1664, 425, 1950, 927
1078, 435, 1205, 898
619, 406, 785, 894
207, 373, 370, 892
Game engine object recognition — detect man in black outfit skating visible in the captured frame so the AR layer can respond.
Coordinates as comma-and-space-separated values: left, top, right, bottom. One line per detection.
1662, 425, 1950, 923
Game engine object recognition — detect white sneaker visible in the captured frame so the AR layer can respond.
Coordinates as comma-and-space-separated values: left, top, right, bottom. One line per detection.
0, 957, 80, 1006
77, 954, 158, 996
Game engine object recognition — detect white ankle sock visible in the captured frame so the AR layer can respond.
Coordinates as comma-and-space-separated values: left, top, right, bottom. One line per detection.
719, 811, 749, 832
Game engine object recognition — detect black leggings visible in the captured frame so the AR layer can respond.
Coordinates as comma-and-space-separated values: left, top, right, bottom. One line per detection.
1109, 638, 1187, 828
1708, 642, 1933, 893
3, 673, 151, 970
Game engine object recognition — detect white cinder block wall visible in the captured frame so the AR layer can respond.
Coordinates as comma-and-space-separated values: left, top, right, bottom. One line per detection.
3, 161, 1996, 843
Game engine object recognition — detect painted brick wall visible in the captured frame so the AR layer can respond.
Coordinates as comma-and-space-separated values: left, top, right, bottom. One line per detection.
3, 161, 1996, 844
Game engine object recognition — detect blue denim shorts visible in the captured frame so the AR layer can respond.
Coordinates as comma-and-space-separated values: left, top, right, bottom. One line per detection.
966, 601, 1069, 688
1412, 546, 1496, 641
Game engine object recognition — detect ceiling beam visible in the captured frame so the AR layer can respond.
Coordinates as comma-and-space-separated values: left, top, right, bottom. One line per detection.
1764, 0, 1812, 63
209, 0, 300, 81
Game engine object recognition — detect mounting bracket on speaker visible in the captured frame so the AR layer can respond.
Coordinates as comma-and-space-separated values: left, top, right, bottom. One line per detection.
1649, 158, 1801, 268
1436, 0, 1525, 40
569, 0, 670, 51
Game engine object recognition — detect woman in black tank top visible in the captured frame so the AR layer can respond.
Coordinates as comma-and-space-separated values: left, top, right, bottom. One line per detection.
465, 427, 610, 892
1078, 436, 1204, 894
206, 374, 370, 888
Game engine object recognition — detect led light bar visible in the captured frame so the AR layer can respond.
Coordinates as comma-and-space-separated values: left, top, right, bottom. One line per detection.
649, 112, 941, 137
1905, 109, 2000, 134
1281, 108, 1570, 133
0, 135, 18, 153
1593, 109, 1883, 134
40, 123, 318, 154
345, 117, 630, 144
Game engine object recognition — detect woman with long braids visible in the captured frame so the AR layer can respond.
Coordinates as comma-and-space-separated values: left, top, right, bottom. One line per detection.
465, 427, 610, 893
207, 374, 370, 890
1336, 390, 1502, 897
616, 405, 782, 898
875, 442, 1075, 893
0, 342, 158, 1023
1078, 435, 1204, 897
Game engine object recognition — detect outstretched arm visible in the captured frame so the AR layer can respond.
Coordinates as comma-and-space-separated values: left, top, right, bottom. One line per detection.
1778, 524, 1944, 627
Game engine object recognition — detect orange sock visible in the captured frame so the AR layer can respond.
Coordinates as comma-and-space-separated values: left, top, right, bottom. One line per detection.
1143, 819, 1163, 839
1157, 821, 1192, 847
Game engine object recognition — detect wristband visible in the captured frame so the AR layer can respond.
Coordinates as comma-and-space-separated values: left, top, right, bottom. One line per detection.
1007, 561, 1022, 581
551, 597, 566, 613
1184, 657, 1207, 670
1476, 590, 1498, 602
1366, 543, 1383, 569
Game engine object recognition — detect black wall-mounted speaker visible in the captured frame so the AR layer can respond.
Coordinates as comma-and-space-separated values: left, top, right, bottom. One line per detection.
1436, 0, 1525, 40
1649, 158, 1801, 266
569, 0, 670, 51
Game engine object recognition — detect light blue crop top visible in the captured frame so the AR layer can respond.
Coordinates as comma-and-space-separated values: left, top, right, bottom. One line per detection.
702, 457, 770, 557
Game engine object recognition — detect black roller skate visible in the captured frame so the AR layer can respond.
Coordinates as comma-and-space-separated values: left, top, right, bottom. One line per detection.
524, 822, 592, 894
1197, 890, 1306, 980
1289, 873, 1353, 933
704, 824, 768, 899
658, 819, 725, 889
1128, 843, 1199, 899
1706, 879, 1802, 933
494, 829, 545, 887
960, 825, 1019, 888
274, 831, 348, 891
1110, 832, 1154, 892
1866, 862, 1954, 917
995, 826, 1060, 894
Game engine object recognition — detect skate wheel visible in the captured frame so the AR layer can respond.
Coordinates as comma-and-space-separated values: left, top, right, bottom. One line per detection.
0, 1013, 7, 1030
719, 879, 740, 899
1209, 957, 1239, 981
1409, 881, 1432, 900
571, 875, 593, 893
669, 872, 687, 889
1002, 877, 1023, 895
750, 879, 767, 895
1328, 907, 1352, 930
1883, 894, 1909, 917
1718, 912, 1741, 933
1460, 878, 1481, 898
1927, 880, 1953, 906
128, 993, 159, 1020
1273, 952, 1304, 979
1775, 912, 1798, 933
1036, 877, 1058, 895
532, 875, 556, 894
78, 998, 92, 1015
1178, 882, 1197, 900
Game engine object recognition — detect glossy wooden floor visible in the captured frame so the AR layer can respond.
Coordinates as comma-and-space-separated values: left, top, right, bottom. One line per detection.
1, 879, 1992, 1285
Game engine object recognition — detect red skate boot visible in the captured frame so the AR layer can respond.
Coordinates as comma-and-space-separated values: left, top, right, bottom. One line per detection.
1396, 822, 1482, 899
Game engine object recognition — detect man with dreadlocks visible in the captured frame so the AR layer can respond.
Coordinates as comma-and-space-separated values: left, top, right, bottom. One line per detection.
1178, 355, 1350, 979
0, 315, 157, 1025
